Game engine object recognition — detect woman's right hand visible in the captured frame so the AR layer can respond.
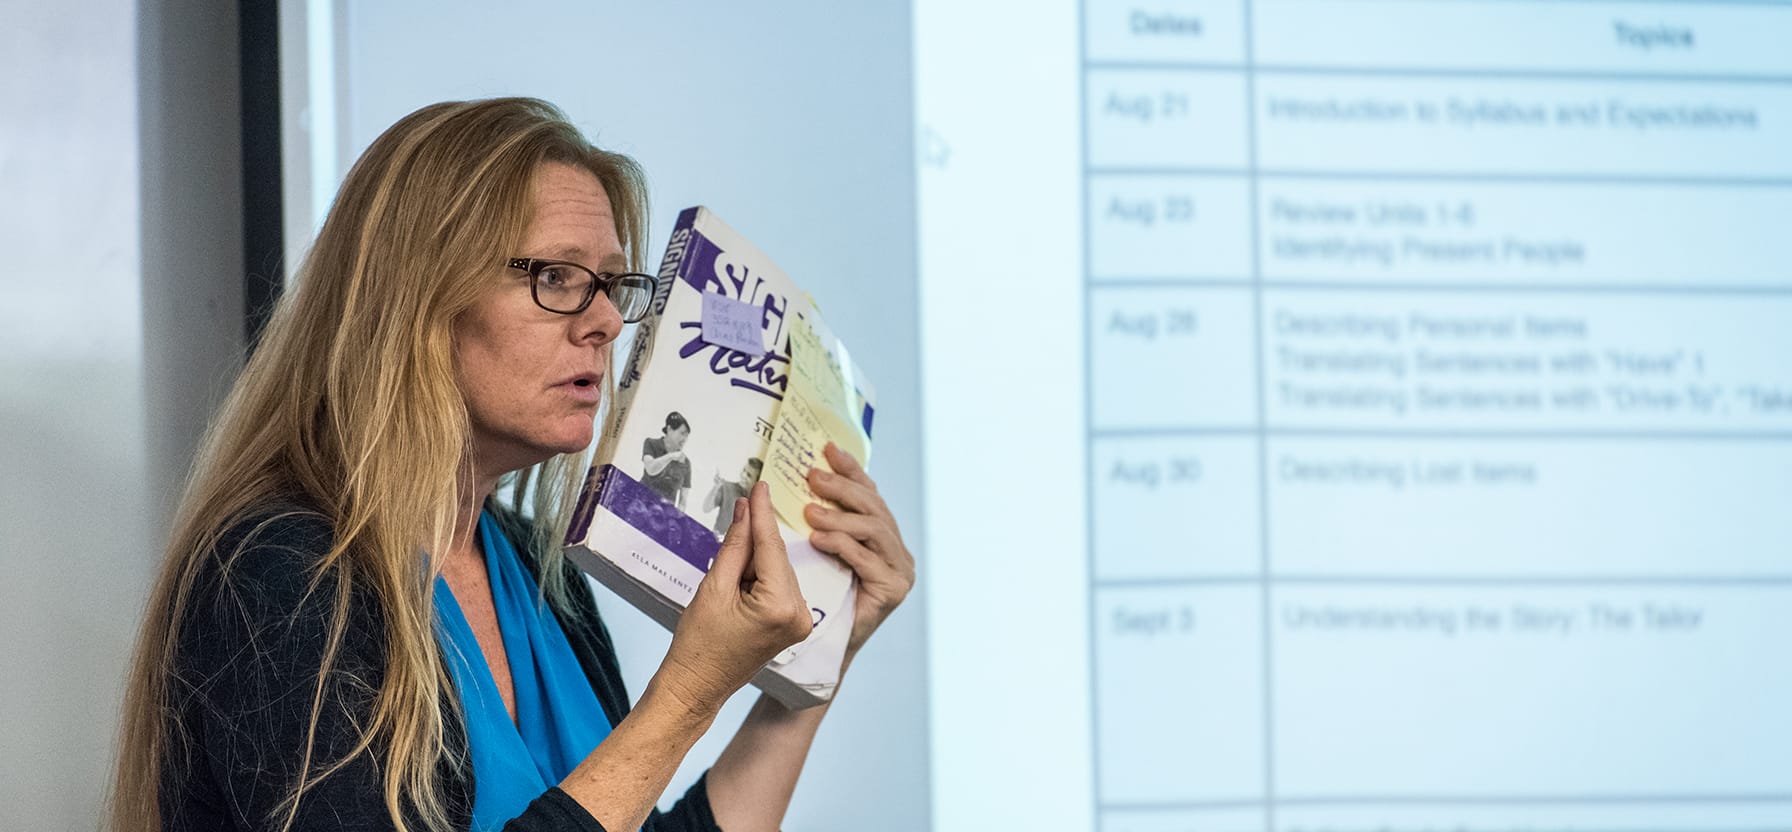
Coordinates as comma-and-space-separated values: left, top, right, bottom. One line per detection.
654, 481, 814, 714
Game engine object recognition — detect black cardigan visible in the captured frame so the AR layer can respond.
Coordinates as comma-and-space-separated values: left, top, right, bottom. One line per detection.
161, 503, 721, 832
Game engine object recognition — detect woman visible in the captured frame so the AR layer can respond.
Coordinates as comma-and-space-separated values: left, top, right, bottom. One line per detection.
110, 98, 915, 832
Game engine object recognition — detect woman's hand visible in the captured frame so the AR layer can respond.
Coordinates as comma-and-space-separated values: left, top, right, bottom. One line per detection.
804, 443, 916, 659
656, 482, 814, 715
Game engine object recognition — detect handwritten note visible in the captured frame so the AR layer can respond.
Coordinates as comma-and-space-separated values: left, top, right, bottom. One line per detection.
766, 317, 872, 533
699, 292, 766, 356
786, 314, 852, 414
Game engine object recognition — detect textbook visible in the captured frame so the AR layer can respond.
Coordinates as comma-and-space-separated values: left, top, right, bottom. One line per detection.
565, 206, 876, 709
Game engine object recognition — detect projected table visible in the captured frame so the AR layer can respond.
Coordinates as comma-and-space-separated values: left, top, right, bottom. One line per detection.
1082, 2, 1792, 831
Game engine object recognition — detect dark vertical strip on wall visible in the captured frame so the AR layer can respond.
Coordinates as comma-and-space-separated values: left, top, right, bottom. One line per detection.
240, 0, 284, 351
140, 0, 245, 518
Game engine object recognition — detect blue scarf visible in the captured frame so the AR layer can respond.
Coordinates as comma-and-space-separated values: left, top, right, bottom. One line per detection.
433, 512, 613, 830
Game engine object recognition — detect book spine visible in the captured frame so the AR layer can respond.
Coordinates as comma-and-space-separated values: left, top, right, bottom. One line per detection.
594, 207, 703, 465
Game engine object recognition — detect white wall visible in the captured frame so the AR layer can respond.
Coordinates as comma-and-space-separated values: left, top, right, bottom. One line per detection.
0, 1, 146, 824
0, 0, 244, 827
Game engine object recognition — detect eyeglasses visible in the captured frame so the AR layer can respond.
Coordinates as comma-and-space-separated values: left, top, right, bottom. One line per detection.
507, 258, 658, 323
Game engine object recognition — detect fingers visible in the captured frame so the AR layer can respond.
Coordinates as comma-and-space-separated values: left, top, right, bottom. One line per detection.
745, 481, 798, 590
808, 529, 881, 578
804, 502, 887, 550
807, 465, 885, 518
823, 442, 874, 488
705, 498, 751, 586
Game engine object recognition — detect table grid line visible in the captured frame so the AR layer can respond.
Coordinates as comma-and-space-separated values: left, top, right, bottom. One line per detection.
1095, 575, 1792, 588
1240, 0, 1278, 827
1091, 427, 1792, 441
1090, 278, 1792, 294
1318, 0, 1792, 9
1079, 0, 1104, 827
1086, 60, 1792, 85
1102, 792, 1792, 811
1086, 167, 1792, 187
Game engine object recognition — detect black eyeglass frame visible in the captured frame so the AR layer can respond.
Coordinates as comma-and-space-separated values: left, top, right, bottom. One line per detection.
506, 257, 658, 323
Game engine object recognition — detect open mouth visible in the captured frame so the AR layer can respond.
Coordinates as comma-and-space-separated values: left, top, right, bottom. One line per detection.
559, 373, 603, 403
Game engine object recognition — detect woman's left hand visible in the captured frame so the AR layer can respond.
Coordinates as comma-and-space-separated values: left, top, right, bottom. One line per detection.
804, 443, 915, 660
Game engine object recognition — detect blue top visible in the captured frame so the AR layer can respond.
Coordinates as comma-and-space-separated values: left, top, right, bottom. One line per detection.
434, 511, 614, 831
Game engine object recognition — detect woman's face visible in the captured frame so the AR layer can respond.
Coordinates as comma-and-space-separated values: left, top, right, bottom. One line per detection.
454, 161, 625, 479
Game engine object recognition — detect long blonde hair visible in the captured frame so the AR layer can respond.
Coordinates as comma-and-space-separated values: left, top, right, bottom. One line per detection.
110, 98, 649, 832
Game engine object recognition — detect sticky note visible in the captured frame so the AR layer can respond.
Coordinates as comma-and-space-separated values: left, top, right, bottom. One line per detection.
699, 292, 766, 355
786, 318, 853, 416
795, 316, 875, 439
765, 317, 873, 533
765, 384, 871, 535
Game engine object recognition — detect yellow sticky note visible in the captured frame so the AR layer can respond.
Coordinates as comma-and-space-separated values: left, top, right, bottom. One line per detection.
766, 318, 872, 533
786, 318, 852, 415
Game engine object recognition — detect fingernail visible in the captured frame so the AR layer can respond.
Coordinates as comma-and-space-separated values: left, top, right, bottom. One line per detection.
734, 498, 747, 522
